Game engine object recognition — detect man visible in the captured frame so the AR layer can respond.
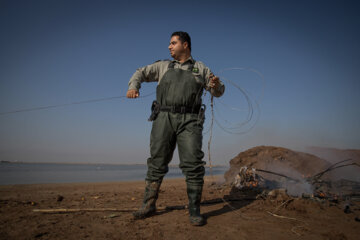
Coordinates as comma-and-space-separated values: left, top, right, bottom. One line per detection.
126, 31, 224, 226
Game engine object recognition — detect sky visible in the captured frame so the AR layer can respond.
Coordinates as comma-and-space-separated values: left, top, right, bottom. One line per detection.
0, 0, 359, 165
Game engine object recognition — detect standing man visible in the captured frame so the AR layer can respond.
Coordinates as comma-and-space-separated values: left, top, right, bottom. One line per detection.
126, 31, 224, 226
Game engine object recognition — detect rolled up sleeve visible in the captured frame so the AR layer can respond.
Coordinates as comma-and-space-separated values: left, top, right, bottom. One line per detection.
128, 62, 161, 91
203, 66, 225, 97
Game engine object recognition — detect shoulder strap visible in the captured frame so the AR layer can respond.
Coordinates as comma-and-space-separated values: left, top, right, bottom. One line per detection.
168, 61, 175, 69
188, 61, 195, 71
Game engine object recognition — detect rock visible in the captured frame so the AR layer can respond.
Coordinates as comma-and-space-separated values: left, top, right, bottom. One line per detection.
302, 193, 311, 199
268, 188, 288, 198
344, 205, 352, 214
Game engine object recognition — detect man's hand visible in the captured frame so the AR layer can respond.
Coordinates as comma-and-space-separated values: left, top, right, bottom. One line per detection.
209, 74, 220, 89
126, 89, 139, 98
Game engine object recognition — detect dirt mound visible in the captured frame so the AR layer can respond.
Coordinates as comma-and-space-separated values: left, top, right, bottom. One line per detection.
307, 146, 360, 164
224, 146, 330, 184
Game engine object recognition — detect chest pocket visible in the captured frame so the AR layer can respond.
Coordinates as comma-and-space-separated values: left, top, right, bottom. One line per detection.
192, 72, 206, 87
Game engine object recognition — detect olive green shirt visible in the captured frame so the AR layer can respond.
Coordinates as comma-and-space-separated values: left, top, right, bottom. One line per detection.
128, 56, 225, 97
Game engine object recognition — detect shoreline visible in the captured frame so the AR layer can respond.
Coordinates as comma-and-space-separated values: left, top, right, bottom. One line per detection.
0, 175, 225, 187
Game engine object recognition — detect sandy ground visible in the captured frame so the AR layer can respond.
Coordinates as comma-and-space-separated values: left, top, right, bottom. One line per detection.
0, 176, 359, 240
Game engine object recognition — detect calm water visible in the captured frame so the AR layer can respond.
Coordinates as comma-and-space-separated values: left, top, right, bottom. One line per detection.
0, 162, 228, 185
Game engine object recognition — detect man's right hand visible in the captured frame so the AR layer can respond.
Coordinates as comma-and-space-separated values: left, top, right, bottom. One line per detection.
126, 89, 139, 98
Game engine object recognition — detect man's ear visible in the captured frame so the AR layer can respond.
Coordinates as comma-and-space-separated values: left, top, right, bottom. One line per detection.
183, 41, 189, 50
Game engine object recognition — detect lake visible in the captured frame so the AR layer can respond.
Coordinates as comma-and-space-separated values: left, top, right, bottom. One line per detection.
0, 162, 228, 185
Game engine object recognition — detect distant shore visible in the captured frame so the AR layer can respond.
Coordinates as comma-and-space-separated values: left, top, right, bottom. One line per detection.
0, 160, 227, 167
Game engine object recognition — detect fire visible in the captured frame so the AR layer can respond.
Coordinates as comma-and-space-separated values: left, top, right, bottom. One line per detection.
319, 192, 326, 198
244, 181, 258, 187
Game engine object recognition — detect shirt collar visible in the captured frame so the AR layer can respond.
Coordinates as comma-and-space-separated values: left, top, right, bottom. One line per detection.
172, 56, 195, 64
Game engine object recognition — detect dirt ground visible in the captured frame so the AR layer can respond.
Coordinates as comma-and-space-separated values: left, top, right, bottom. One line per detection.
0, 176, 359, 240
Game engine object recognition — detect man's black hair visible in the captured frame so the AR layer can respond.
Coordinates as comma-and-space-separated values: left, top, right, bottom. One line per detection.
171, 31, 191, 52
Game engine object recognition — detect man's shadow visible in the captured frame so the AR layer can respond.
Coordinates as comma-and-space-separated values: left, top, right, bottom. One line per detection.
202, 186, 261, 219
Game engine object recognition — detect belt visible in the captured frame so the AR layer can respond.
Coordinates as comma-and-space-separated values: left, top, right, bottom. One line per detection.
148, 101, 205, 121
159, 105, 201, 114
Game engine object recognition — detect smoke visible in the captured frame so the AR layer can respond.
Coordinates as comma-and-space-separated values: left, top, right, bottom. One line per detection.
282, 178, 313, 197
306, 146, 360, 182
257, 162, 313, 197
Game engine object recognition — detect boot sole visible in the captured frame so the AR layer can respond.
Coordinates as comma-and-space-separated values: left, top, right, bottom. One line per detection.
189, 216, 206, 226
132, 210, 156, 220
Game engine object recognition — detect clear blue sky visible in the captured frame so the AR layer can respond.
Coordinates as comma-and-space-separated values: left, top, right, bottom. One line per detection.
1, 0, 359, 165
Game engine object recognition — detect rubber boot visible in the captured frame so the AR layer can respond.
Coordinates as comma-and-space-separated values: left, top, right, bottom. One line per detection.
133, 180, 162, 219
187, 184, 206, 226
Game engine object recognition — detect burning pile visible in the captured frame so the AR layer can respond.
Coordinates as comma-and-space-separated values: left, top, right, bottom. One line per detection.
233, 167, 259, 189
224, 146, 329, 184
309, 162, 360, 201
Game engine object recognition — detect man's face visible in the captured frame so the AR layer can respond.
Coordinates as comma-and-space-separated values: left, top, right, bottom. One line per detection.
168, 35, 186, 59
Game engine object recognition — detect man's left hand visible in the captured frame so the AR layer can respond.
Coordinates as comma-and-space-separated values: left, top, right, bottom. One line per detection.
209, 74, 220, 89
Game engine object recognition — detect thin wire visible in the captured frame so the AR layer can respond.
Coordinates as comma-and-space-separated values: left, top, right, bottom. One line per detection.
212, 76, 260, 135
217, 67, 265, 103
217, 99, 248, 112
209, 66, 264, 134
206, 100, 261, 221
207, 96, 214, 177
205, 67, 265, 221
0, 92, 156, 116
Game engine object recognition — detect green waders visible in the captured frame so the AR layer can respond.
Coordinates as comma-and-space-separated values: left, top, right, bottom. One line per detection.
133, 61, 206, 226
